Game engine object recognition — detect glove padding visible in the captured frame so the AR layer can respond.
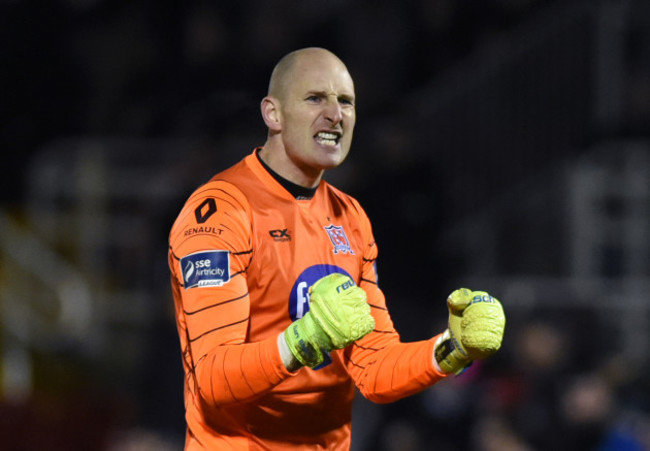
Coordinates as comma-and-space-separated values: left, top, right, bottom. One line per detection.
284, 273, 375, 368
435, 288, 505, 374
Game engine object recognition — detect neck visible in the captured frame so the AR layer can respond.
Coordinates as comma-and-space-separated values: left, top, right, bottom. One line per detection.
258, 143, 323, 188
256, 150, 319, 200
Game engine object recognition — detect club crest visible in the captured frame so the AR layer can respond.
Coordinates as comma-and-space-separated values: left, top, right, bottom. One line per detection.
324, 224, 354, 255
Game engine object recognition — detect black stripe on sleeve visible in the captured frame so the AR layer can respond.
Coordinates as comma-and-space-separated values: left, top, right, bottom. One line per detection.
361, 277, 378, 286
189, 316, 249, 343
184, 292, 248, 315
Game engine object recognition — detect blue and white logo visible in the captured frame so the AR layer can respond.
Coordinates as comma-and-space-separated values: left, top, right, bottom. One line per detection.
289, 264, 353, 370
180, 250, 230, 289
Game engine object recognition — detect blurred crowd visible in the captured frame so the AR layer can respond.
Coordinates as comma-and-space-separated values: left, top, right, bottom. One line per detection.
3, 0, 565, 206
2, 1, 650, 450
356, 306, 650, 451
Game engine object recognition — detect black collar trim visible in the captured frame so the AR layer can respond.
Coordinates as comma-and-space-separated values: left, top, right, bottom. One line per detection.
256, 150, 317, 200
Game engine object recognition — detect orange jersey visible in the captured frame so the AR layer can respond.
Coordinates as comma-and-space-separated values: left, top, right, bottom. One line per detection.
168, 149, 447, 450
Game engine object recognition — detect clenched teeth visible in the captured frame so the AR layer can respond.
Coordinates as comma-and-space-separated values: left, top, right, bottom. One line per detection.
315, 132, 340, 146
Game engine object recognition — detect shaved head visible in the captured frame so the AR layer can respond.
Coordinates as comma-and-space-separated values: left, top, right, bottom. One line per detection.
268, 48, 352, 101
260, 47, 356, 188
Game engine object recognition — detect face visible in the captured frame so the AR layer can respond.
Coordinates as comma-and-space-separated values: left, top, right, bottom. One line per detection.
275, 52, 356, 181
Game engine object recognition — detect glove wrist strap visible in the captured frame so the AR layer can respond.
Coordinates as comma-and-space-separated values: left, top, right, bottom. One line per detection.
434, 336, 455, 364
284, 317, 324, 368
434, 330, 472, 375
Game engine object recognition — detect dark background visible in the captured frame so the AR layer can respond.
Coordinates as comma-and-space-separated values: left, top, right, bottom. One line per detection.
1, 1, 649, 450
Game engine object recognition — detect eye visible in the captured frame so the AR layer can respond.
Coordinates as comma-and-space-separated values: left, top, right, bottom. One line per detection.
306, 95, 321, 103
339, 97, 355, 107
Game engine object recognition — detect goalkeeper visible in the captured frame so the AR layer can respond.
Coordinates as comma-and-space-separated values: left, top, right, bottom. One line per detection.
168, 47, 506, 450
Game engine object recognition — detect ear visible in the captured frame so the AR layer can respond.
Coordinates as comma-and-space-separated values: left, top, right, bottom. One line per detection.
261, 96, 282, 132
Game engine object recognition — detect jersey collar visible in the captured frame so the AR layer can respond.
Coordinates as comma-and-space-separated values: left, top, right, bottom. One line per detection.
251, 148, 319, 200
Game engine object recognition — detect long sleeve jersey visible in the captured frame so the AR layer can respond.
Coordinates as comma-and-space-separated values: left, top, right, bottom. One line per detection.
168, 149, 448, 450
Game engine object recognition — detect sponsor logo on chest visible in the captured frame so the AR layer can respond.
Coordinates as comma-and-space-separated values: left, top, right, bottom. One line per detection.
268, 228, 291, 242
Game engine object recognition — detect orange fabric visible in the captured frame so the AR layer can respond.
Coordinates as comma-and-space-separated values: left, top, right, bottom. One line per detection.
168, 149, 448, 450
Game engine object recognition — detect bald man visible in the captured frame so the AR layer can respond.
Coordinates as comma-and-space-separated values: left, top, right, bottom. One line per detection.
168, 48, 505, 450
260, 47, 356, 189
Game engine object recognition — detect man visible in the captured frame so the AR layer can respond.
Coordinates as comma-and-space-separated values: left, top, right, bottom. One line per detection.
168, 47, 505, 450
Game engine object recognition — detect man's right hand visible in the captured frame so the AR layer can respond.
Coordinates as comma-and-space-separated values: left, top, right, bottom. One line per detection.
283, 273, 375, 368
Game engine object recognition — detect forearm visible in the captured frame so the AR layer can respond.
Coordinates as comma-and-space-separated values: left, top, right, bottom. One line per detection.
194, 335, 294, 406
349, 334, 448, 404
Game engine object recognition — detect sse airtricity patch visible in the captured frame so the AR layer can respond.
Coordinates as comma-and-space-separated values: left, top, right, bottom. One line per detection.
180, 250, 230, 289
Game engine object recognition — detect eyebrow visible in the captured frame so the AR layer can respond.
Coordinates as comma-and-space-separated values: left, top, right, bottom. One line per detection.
306, 90, 355, 101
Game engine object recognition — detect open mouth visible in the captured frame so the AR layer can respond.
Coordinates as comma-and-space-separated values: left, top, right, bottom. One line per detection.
314, 131, 341, 147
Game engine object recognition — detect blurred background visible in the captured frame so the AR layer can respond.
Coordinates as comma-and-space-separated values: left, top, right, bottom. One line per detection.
1, 0, 650, 449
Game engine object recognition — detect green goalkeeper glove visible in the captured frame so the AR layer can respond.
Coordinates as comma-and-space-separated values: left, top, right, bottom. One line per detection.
434, 288, 505, 374
284, 273, 375, 368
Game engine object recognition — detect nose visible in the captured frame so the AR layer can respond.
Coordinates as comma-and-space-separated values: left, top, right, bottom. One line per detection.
323, 97, 343, 125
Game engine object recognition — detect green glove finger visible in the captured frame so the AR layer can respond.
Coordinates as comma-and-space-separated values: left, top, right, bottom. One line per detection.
447, 288, 472, 358
460, 291, 505, 359
447, 287, 474, 313
309, 273, 374, 349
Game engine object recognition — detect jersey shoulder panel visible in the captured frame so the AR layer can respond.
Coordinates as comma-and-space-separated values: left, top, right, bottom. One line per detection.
169, 176, 252, 258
